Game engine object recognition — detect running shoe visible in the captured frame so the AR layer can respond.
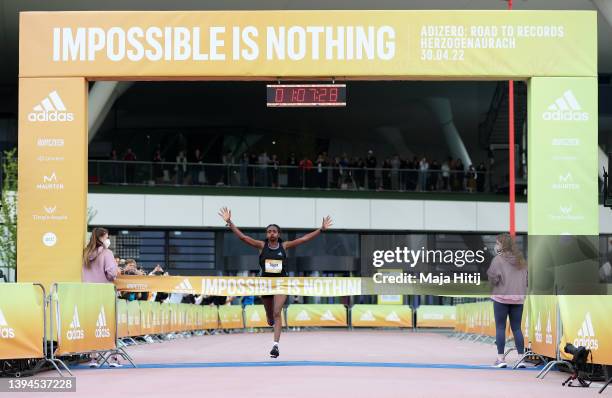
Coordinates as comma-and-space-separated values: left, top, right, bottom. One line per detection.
270, 345, 279, 358
493, 359, 507, 368
88, 360, 99, 368
109, 361, 123, 368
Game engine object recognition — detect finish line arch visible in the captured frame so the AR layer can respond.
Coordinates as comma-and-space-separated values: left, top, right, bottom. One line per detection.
17, 10, 598, 290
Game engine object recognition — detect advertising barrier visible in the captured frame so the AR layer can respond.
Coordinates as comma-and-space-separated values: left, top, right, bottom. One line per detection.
244, 305, 286, 328
116, 299, 129, 338
53, 283, 116, 356
416, 305, 456, 328
286, 304, 347, 327
351, 305, 412, 328
218, 305, 244, 329
558, 296, 612, 365
0, 283, 45, 360
127, 300, 142, 337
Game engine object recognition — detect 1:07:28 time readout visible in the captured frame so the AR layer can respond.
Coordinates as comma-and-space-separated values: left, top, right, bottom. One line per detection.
273, 87, 340, 103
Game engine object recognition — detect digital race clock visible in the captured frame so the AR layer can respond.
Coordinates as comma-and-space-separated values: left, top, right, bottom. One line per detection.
266, 84, 346, 107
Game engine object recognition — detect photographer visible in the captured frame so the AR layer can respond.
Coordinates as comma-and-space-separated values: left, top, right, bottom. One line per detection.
487, 233, 528, 368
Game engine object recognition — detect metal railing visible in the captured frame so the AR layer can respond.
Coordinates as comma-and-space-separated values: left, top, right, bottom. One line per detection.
88, 160, 492, 193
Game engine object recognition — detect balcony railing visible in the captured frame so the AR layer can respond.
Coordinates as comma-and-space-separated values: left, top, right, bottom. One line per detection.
88, 160, 491, 193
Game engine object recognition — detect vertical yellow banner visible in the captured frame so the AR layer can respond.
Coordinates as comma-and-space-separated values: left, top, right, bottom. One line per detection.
17, 78, 87, 291
0, 284, 44, 359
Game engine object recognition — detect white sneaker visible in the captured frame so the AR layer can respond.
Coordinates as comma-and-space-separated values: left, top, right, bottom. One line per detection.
514, 361, 527, 369
88, 360, 99, 368
493, 359, 507, 368
109, 361, 123, 368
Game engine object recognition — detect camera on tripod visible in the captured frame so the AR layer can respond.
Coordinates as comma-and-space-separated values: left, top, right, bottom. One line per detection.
562, 343, 593, 387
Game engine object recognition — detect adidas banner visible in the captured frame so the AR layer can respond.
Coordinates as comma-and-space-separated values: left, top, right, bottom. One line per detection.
203, 306, 219, 330
218, 305, 244, 329
351, 305, 412, 328
416, 305, 456, 328
558, 296, 612, 365
286, 304, 347, 327
528, 295, 557, 359
127, 300, 142, 337
0, 284, 45, 360
115, 275, 362, 297
20, 11, 595, 78
245, 305, 286, 328
116, 299, 129, 338
54, 283, 116, 356
17, 78, 88, 293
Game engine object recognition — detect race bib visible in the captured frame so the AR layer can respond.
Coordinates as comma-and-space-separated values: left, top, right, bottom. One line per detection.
265, 259, 283, 274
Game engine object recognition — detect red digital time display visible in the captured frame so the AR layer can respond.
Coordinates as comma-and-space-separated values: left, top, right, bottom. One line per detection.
267, 84, 346, 107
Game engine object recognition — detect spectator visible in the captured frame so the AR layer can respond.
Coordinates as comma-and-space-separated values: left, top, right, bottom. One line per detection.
239, 152, 250, 187
355, 157, 366, 190
418, 157, 429, 191
466, 164, 477, 193
390, 154, 401, 190
152, 147, 163, 183
270, 154, 280, 187
81, 227, 120, 368
366, 150, 377, 190
123, 148, 137, 183
315, 153, 327, 189
477, 162, 487, 192
299, 156, 313, 188
331, 156, 342, 189
429, 159, 440, 191
487, 233, 527, 368
109, 148, 120, 184
248, 152, 257, 186
287, 153, 298, 188
257, 152, 270, 187
175, 150, 187, 185
441, 158, 451, 191
408, 156, 419, 191
221, 151, 235, 186
190, 148, 204, 185
381, 158, 391, 190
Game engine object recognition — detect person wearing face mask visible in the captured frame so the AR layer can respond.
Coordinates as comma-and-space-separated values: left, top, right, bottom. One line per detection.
82, 227, 118, 284
218, 206, 333, 359
81, 227, 121, 367
487, 233, 528, 368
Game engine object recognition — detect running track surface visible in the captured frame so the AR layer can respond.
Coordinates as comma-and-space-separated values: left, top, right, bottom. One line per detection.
19, 330, 604, 397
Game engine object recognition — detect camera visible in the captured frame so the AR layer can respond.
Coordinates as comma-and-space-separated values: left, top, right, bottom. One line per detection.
564, 343, 590, 369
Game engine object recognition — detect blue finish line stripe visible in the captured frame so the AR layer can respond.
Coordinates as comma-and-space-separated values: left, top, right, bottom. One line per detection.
74, 361, 542, 371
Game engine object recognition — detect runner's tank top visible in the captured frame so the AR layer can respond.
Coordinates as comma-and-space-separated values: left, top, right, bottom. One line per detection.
259, 239, 287, 277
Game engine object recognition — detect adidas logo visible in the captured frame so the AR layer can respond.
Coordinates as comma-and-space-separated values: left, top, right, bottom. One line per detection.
295, 310, 311, 321
559, 205, 572, 215
574, 312, 599, 350
36, 172, 64, 190
545, 312, 553, 345
385, 311, 400, 322
67, 305, 84, 340
0, 308, 16, 339
95, 306, 111, 338
542, 90, 589, 121
320, 310, 336, 321
535, 312, 543, 343
173, 278, 195, 294
28, 91, 74, 122
359, 310, 376, 322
